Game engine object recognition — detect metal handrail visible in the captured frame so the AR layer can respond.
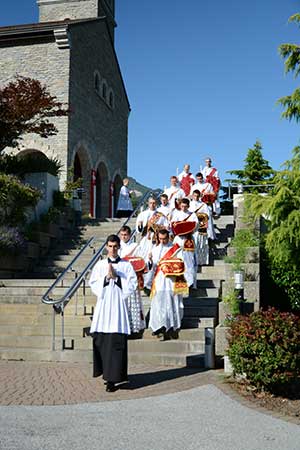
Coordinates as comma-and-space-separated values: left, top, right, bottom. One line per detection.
41, 187, 162, 351
42, 188, 162, 310
227, 183, 275, 200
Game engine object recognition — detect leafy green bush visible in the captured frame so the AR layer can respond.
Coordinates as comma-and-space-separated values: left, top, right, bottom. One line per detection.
40, 207, 61, 225
53, 190, 66, 209
0, 174, 41, 226
0, 226, 25, 255
225, 228, 259, 270
227, 308, 300, 390
223, 289, 240, 317
0, 153, 62, 177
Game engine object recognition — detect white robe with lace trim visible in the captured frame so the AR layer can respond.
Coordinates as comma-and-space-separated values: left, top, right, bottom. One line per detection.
149, 243, 184, 333
89, 259, 137, 335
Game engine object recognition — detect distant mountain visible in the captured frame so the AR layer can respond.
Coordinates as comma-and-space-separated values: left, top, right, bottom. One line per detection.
128, 176, 157, 197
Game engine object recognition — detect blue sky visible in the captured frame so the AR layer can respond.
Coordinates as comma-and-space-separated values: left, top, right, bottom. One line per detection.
1, 0, 300, 189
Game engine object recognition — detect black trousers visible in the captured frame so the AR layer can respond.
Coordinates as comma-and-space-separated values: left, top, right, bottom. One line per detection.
92, 332, 128, 383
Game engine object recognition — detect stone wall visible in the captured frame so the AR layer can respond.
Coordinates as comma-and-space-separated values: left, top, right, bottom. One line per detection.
0, 39, 70, 189
38, 0, 98, 22
68, 20, 129, 213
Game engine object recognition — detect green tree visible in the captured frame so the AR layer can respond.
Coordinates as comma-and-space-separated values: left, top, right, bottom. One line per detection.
277, 14, 300, 122
226, 140, 274, 192
245, 147, 300, 309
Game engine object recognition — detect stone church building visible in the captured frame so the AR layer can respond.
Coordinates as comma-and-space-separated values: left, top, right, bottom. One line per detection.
0, 0, 130, 217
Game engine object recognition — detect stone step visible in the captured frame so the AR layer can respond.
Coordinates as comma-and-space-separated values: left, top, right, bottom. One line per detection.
0, 324, 90, 337
197, 279, 221, 288
0, 347, 205, 367
0, 279, 57, 287
128, 351, 205, 368
213, 215, 234, 224
0, 335, 205, 353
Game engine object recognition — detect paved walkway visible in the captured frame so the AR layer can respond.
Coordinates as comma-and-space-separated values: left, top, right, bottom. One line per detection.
0, 361, 299, 450
0, 361, 221, 405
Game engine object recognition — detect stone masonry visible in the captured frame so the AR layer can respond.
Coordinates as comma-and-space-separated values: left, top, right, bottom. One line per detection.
0, 0, 129, 216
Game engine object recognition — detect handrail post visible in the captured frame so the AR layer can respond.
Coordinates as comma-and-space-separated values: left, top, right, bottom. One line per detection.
52, 307, 56, 351
83, 277, 86, 311
61, 306, 65, 351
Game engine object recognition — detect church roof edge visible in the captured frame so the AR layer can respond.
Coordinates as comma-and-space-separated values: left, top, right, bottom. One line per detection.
0, 17, 106, 38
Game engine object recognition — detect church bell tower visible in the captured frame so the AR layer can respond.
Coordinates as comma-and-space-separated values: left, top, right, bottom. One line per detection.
37, 0, 116, 40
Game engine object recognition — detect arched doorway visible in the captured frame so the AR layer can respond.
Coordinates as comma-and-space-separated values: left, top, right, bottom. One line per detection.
113, 174, 123, 216
96, 162, 109, 218
72, 147, 91, 214
73, 153, 82, 181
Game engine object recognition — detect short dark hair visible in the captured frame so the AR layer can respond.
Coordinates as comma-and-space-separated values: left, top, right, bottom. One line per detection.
181, 198, 190, 206
106, 234, 120, 246
195, 172, 203, 178
193, 189, 200, 195
158, 229, 169, 238
120, 225, 131, 234
160, 193, 168, 200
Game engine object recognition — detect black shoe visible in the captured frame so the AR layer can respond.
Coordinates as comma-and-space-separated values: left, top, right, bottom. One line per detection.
143, 287, 151, 296
106, 382, 116, 392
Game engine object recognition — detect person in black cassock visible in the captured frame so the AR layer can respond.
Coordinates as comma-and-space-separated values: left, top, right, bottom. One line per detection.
89, 234, 137, 392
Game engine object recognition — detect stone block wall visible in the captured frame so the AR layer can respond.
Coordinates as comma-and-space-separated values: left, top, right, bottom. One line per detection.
38, 0, 98, 22
0, 40, 70, 189
68, 20, 129, 213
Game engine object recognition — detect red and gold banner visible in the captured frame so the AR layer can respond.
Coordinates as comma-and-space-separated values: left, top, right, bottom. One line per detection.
150, 244, 188, 298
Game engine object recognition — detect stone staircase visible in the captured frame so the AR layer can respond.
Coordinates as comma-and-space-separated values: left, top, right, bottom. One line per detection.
0, 215, 234, 368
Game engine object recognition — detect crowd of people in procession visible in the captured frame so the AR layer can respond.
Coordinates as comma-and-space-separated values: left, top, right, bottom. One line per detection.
89, 157, 221, 392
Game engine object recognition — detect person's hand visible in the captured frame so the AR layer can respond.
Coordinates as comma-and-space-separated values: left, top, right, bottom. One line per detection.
107, 263, 116, 280
148, 252, 153, 262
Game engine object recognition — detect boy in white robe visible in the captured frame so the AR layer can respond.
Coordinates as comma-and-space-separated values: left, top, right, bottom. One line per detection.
157, 193, 171, 219
171, 198, 198, 289
119, 226, 145, 334
135, 197, 169, 293
190, 172, 214, 197
116, 178, 133, 218
189, 190, 212, 266
164, 176, 185, 210
148, 229, 188, 340
89, 234, 137, 392
202, 157, 221, 216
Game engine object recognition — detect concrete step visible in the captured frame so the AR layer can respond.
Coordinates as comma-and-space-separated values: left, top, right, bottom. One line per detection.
128, 351, 205, 368
0, 279, 57, 288
0, 347, 205, 367
0, 324, 87, 337
181, 317, 215, 329
197, 279, 221, 288
1, 336, 205, 354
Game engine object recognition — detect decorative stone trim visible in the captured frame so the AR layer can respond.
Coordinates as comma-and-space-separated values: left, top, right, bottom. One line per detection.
54, 27, 70, 49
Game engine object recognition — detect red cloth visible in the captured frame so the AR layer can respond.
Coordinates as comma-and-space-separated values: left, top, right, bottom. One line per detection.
205, 168, 220, 193
180, 173, 195, 196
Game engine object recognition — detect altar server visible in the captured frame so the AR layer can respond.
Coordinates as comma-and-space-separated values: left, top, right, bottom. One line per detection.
89, 234, 137, 392
148, 229, 188, 340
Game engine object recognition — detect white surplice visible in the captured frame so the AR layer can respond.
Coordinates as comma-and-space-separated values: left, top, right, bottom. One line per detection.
157, 204, 171, 217
163, 186, 186, 209
201, 167, 221, 215
89, 259, 137, 335
117, 185, 133, 211
190, 181, 214, 196
189, 199, 216, 240
171, 210, 198, 288
149, 243, 184, 333
119, 242, 145, 333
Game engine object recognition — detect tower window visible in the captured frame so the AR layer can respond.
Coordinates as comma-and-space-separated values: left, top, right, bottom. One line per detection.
94, 71, 100, 92
108, 89, 114, 109
101, 80, 107, 100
